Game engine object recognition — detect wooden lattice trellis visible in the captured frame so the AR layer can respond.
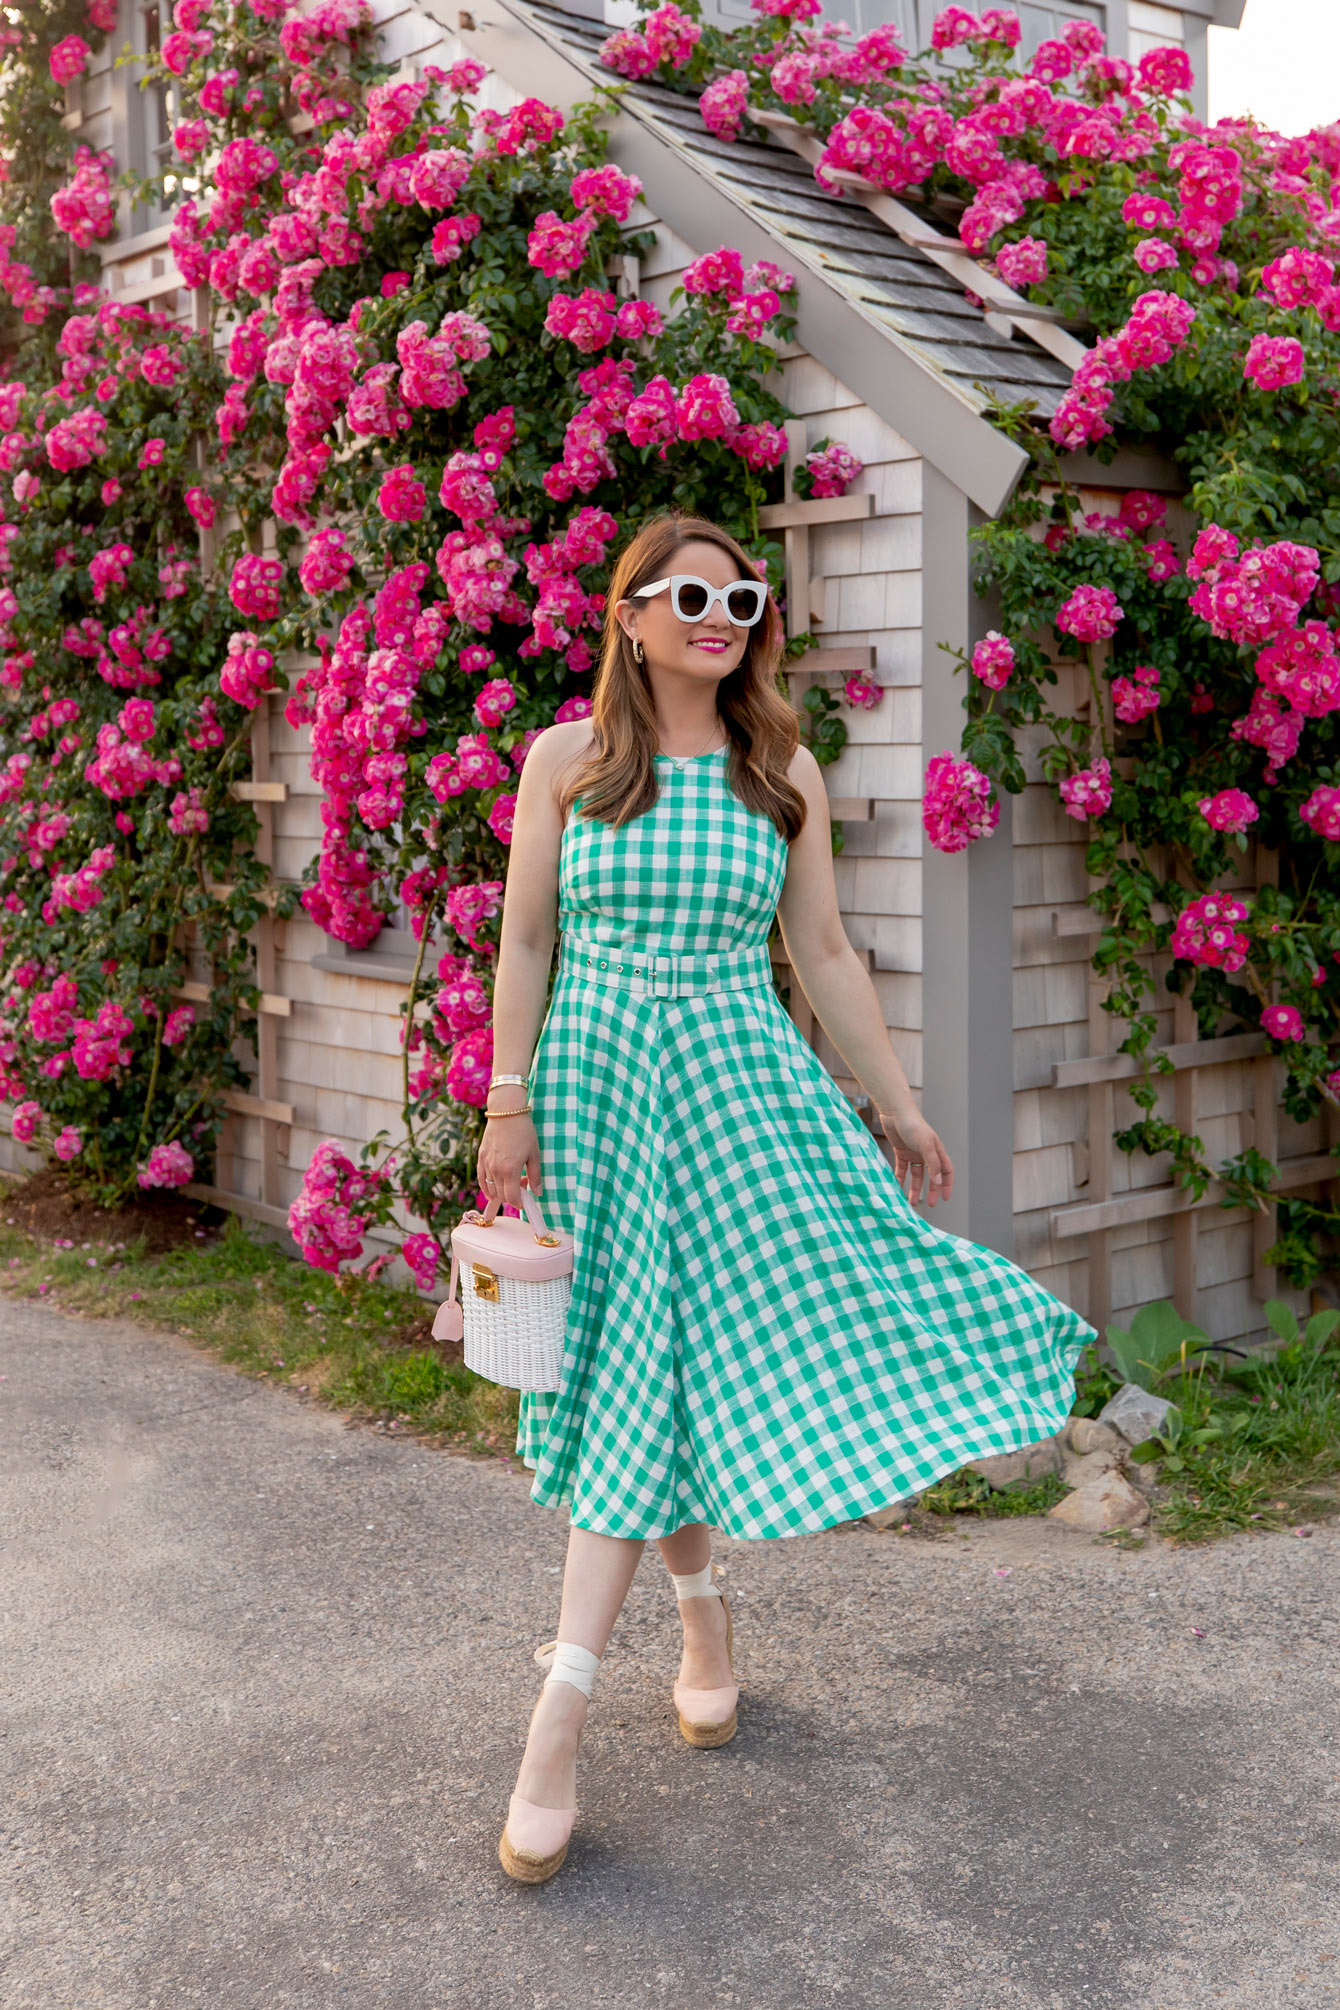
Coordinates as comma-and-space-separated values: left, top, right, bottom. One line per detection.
1046, 655, 1329, 1329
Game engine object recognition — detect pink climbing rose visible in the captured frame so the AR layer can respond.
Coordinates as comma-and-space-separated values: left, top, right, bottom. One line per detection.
1111, 664, 1160, 722
1171, 892, 1250, 972
1261, 1004, 1305, 1043
1056, 584, 1124, 643
1059, 758, 1113, 820
1299, 785, 1340, 840
401, 1232, 441, 1291
1198, 789, 1259, 833
11, 1100, 42, 1144
970, 632, 1014, 689
137, 1140, 194, 1188
922, 751, 999, 853
50, 34, 91, 83
1243, 334, 1305, 391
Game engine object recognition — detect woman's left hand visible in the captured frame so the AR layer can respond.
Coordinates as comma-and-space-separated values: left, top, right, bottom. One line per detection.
879, 1108, 955, 1208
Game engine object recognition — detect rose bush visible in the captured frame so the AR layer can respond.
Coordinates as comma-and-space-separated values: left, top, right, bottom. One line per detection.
0, 0, 866, 1277
602, 0, 1340, 1287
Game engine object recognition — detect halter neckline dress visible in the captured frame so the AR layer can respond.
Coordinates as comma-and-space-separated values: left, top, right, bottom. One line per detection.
514, 745, 1094, 1541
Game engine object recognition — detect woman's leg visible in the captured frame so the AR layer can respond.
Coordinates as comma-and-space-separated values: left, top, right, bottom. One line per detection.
513, 1525, 645, 1810
655, 1522, 734, 1691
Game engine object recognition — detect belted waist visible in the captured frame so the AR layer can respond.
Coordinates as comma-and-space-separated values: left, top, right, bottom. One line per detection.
559, 935, 774, 997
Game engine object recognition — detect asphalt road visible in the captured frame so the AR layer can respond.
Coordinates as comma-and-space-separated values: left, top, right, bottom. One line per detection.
3, 1300, 1338, 2010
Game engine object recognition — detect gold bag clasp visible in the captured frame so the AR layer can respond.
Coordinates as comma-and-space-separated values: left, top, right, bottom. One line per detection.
471, 1263, 499, 1301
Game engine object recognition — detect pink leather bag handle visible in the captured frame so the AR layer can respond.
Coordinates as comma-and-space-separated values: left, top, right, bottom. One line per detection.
431, 1186, 560, 1344
477, 1186, 560, 1242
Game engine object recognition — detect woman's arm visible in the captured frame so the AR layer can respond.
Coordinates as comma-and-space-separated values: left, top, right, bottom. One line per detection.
774, 745, 954, 1207
476, 726, 570, 1203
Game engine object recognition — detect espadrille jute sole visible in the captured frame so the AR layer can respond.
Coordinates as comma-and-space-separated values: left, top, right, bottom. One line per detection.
676, 1709, 738, 1748
498, 1831, 569, 1884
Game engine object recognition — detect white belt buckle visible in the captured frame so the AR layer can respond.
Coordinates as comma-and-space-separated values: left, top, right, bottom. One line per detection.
649, 952, 676, 999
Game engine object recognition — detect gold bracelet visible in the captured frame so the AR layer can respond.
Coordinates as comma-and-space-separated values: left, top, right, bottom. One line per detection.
484, 1102, 533, 1119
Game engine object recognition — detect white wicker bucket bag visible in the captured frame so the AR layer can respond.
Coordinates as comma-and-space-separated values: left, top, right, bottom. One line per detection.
430, 1188, 574, 1392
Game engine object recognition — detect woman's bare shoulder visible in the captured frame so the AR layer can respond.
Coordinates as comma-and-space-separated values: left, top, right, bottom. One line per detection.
528, 720, 599, 804
784, 740, 822, 784
784, 740, 827, 804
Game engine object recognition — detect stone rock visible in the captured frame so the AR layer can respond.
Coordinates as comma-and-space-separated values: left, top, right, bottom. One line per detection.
863, 1501, 913, 1530
1048, 1471, 1151, 1533
1066, 1417, 1123, 1457
1126, 1459, 1162, 1496
1096, 1381, 1174, 1446
1060, 1447, 1121, 1488
966, 1434, 1063, 1489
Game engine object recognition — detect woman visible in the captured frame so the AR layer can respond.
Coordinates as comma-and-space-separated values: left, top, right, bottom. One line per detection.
479, 511, 1094, 1884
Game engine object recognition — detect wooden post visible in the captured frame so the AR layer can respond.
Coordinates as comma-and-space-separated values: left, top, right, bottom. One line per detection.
1252, 849, 1280, 1301
1086, 992, 1113, 1338
1171, 990, 1198, 1321
251, 701, 283, 1210
1083, 645, 1115, 1331
919, 469, 1016, 1257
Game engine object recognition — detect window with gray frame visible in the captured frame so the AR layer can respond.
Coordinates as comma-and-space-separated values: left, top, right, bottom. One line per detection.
114, 0, 178, 230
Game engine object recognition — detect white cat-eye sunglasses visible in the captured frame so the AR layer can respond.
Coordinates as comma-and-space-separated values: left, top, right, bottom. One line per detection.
632, 574, 769, 626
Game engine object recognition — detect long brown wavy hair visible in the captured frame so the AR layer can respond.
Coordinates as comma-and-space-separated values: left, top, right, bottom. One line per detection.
554, 511, 808, 842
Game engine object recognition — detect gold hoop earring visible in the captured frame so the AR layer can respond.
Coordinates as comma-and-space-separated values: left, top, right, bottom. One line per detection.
632, 636, 644, 665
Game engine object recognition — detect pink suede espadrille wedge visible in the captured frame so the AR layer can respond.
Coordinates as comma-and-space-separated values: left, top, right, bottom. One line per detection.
669, 1564, 739, 1749
498, 1639, 600, 1885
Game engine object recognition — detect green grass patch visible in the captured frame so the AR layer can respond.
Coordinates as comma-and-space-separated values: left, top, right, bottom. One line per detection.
917, 1467, 1072, 1520
1133, 1326, 1340, 1543
0, 1208, 521, 1454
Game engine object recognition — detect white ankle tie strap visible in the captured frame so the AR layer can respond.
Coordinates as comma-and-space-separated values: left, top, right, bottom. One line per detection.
669, 1565, 721, 1600
532, 1639, 603, 1697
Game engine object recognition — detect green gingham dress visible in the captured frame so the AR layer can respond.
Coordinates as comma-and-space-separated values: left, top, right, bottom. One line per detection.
515, 746, 1094, 1540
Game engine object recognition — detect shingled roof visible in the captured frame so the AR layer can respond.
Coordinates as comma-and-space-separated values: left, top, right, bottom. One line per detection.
446, 0, 1081, 513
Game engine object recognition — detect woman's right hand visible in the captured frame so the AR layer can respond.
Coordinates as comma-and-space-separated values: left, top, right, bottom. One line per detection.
477, 1113, 543, 1212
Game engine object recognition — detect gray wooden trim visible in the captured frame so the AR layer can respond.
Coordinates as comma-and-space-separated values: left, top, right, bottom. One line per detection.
1050, 1152, 1337, 1240
440, 0, 1032, 517
310, 925, 451, 986
919, 467, 1015, 1258
1052, 1031, 1268, 1091
99, 222, 175, 264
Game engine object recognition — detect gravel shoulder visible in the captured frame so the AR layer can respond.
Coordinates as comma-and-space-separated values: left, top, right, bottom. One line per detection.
2, 1300, 1338, 2010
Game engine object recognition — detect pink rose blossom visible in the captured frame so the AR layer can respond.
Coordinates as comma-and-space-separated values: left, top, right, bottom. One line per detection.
378, 463, 427, 522
804, 441, 863, 498
1133, 237, 1178, 274
1112, 663, 1160, 722
298, 529, 354, 596
1057, 584, 1123, 643
401, 1232, 440, 1291
1059, 758, 1113, 820
1243, 334, 1305, 391
11, 1100, 42, 1144
1299, 785, 1340, 840
50, 34, 91, 83
137, 1140, 194, 1188
229, 552, 285, 621
1199, 788, 1259, 833
996, 236, 1047, 287
1261, 1004, 1305, 1043
430, 213, 482, 264
700, 71, 749, 144
922, 751, 999, 853
970, 632, 1014, 689
1171, 891, 1250, 971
